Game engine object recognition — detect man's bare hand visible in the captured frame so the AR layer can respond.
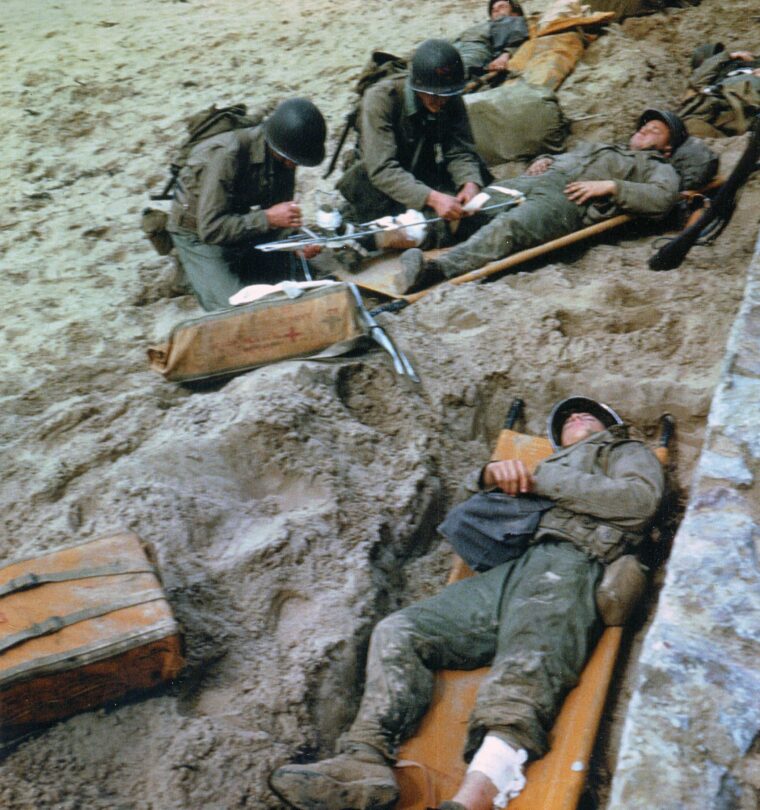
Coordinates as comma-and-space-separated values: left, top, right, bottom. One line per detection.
299, 244, 322, 260
729, 50, 755, 62
487, 52, 512, 72
564, 180, 617, 205
483, 460, 534, 496
266, 201, 302, 229
525, 157, 554, 176
427, 189, 465, 220
456, 182, 481, 208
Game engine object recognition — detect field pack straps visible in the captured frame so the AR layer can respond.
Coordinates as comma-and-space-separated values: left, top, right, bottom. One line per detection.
0, 588, 167, 655
0, 561, 158, 599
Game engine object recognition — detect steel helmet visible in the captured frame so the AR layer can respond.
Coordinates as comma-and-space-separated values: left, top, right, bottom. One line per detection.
264, 98, 326, 167
409, 39, 466, 97
637, 108, 688, 152
547, 396, 623, 450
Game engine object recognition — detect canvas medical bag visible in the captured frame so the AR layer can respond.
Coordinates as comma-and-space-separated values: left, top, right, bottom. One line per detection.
148, 281, 369, 384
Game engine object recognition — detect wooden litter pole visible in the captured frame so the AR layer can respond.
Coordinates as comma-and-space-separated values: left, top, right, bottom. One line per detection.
404, 214, 632, 304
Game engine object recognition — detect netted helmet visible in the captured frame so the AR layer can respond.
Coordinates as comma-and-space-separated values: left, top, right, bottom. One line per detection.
638, 108, 688, 152
409, 39, 466, 97
547, 396, 623, 450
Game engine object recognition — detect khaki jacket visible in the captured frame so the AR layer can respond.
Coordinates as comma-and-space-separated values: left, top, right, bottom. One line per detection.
682, 52, 760, 137
358, 77, 486, 211
532, 425, 664, 562
169, 126, 294, 245
466, 425, 664, 563
543, 142, 680, 222
689, 51, 760, 92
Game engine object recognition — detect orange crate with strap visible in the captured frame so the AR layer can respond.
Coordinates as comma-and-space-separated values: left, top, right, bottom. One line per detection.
0, 532, 184, 740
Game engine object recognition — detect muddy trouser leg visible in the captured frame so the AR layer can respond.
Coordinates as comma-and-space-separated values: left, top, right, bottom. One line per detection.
170, 230, 289, 310
435, 175, 585, 279
465, 541, 603, 761
339, 562, 521, 761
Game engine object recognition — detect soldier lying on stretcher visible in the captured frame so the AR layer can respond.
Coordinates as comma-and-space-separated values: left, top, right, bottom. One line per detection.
453, 0, 529, 80
679, 43, 760, 138
270, 395, 664, 810
392, 108, 718, 294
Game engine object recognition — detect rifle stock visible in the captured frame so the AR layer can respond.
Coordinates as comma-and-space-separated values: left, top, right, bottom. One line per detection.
648, 114, 760, 271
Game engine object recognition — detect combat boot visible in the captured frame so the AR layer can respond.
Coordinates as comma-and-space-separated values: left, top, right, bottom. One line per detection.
392, 248, 445, 295
269, 745, 399, 810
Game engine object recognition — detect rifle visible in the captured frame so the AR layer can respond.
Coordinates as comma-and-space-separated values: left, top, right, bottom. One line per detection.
648, 113, 760, 271
322, 110, 358, 179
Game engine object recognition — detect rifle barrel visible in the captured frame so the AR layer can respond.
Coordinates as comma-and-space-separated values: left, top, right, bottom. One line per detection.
649, 114, 760, 271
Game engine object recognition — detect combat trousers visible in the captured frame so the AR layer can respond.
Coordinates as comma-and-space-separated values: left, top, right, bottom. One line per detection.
340, 541, 602, 762
436, 172, 585, 278
170, 228, 292, 311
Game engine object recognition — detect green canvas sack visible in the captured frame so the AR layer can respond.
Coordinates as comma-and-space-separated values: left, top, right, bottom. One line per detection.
463, 78, 568, 164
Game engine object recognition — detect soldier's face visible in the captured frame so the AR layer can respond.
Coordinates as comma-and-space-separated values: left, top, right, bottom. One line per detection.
560, 412, 607, 447
629, 119, 672, 155
417, 92, 449, 114
491, 0, 517, 18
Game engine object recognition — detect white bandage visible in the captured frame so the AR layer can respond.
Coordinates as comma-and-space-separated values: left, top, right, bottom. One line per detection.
395, 209, 427, 246
316, 208, 342, 230
488, 185, 524, 199
462, 191, 491, 213
467, 734, 528, 809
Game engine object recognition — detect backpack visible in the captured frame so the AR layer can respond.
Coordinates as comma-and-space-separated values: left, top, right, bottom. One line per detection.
151, 102, 270, 200
323, 51, 408, 178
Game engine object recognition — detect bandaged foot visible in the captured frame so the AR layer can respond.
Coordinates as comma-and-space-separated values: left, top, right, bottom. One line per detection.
373, 209, 428, 250
452, 734, 527, 809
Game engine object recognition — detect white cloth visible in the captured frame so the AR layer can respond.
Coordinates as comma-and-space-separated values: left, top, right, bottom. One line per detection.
228, 279, 338, 306
467, 734, 528, 809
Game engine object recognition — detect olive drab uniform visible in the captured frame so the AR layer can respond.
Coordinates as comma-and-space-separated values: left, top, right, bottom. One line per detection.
336, 77, 489, 224
168, 126, 295, 310
453, 16, 529, 78
679, 51, 760, 138
339, 425, 664, 761
429, 142, 680, 278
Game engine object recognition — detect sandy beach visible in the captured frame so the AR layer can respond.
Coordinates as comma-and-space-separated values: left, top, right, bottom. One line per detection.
1, 0, 759, 806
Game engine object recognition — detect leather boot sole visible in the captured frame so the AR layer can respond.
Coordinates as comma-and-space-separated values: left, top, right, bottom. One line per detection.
270, 765, 399, 810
